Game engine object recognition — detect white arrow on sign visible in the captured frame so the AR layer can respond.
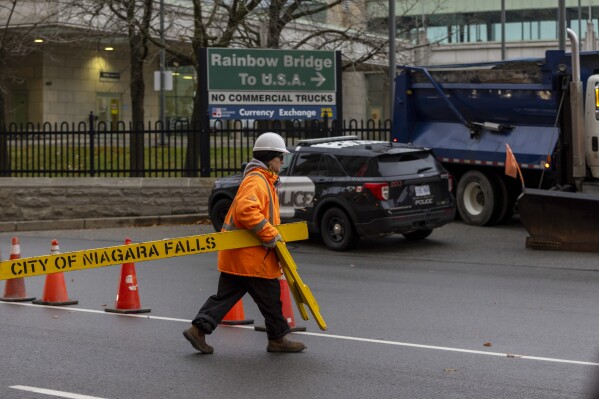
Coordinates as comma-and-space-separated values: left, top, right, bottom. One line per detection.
310, 72, 326, 87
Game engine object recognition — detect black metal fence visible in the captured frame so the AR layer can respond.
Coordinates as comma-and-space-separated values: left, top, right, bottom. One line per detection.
0, 118, 391, 177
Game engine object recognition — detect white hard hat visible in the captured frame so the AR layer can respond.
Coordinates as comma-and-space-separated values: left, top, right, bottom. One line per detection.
253, 132, 289, 153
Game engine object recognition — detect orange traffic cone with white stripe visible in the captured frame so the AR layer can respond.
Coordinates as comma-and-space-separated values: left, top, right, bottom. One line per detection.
255, 275, 306, 332
33, 240, 78, 306
220, 298, 254, 325
105, 238, 150, 314
0, 237, 36, 302
279, 275, 306, 331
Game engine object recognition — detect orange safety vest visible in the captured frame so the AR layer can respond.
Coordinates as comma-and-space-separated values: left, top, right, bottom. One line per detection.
218, 168, 282, 278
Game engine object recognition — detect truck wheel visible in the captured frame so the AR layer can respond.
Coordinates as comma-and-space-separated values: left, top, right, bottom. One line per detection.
320, 207, 359, 251
209, 198, 232, 232
402, 229, 433, 240
456, 171, 501, 226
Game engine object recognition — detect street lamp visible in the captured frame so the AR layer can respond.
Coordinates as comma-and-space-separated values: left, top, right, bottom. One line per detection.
159, 0, 166, 144
388, 0, 396, 119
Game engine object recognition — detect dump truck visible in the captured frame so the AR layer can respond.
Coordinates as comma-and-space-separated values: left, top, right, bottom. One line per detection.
392, 29, 599, 251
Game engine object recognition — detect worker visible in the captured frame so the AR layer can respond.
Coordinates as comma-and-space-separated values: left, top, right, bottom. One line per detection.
183, 132, 306, 354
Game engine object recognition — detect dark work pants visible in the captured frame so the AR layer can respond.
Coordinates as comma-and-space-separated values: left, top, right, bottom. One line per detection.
192, 272, 290, 340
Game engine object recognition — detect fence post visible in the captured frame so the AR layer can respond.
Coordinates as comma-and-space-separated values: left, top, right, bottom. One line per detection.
199, 126, 210, 177
323, 114, 330, 137
0, 124, 9, 176
89, 112, 95, 177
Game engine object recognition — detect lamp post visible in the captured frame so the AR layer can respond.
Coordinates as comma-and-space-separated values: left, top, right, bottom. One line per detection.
559, 0, 566, 50
159, 0, 166, 144
388, 0, 396, 120
501, 0, 506, 60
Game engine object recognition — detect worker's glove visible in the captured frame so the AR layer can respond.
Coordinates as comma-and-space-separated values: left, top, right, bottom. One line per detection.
262, 234, 282, 249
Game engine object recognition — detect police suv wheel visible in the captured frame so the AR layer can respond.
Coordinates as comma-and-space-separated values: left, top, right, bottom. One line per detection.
320, 207, 359, 251
210, 198, 232, 232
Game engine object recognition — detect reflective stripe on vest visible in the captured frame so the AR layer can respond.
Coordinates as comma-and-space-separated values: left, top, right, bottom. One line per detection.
222, 172, 274, 232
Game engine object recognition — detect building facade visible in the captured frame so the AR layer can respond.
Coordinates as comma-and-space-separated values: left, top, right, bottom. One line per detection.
3, 0, 598, 126
1, 0, 391, 126
387, 0, 599, 65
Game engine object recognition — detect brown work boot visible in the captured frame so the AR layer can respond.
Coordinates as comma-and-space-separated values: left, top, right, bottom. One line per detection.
267, 335, 306, 353
183, 325, 214, 354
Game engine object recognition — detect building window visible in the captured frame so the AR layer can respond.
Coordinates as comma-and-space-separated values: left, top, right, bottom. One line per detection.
393, 6, 599, 45
165, 64, 195, 126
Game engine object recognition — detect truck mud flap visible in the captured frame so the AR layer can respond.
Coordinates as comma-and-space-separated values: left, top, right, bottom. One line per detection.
518, 188, 599, 252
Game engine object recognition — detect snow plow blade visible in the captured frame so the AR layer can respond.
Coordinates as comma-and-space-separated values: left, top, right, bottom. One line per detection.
518, 188, 599, 252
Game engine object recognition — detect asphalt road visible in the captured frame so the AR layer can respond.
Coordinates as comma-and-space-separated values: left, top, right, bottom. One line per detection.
1, 219, 599, 399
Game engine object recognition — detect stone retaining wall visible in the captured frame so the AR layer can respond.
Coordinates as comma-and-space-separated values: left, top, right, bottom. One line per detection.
0, 178, 216, 232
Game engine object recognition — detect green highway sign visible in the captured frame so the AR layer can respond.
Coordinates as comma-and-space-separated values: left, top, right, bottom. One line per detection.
207, 48, 336, 92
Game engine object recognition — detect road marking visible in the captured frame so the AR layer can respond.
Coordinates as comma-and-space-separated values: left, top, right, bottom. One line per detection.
296, 332, 599, 366
4, 302, 599, 367
10, 385, 106, 398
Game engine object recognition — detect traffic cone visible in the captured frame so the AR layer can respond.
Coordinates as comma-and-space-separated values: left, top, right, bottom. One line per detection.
33, 240, 78, 306
254, 275, 306, 332
104, 238, 150, 314
0, 237, 36, 302
220, 298, 254, 325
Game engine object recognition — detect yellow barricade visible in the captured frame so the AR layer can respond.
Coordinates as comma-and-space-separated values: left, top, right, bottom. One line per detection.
0, 222, 308, 281
276, 241, 328, 331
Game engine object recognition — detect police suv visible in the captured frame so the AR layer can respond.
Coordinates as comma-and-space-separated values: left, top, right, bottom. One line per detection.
209, 136, 456, 251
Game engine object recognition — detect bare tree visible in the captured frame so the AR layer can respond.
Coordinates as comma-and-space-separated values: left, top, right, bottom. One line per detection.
129, 0, 452, 174
0, 0, 72, 175
0, 1, 16, 175
58, 0, 161, 176
253, 0, 449, 69
103, 0, 156, 176
165, 0, 268, 175
104, 1, 154, 128
152, 0, 383, 174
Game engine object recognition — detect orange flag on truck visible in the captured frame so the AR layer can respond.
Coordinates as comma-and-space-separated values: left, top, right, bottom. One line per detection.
505, 144, 525, 188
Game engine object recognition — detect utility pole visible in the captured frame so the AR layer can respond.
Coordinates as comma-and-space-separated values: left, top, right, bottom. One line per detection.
501, 0, 506, 60
159, 0, 166, 144
578, 0, 582, 50
559, 0, 566, 50
388, 0, 396, 119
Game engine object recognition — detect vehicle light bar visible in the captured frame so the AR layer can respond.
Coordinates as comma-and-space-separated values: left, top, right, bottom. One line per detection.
297, 136, 359, 146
